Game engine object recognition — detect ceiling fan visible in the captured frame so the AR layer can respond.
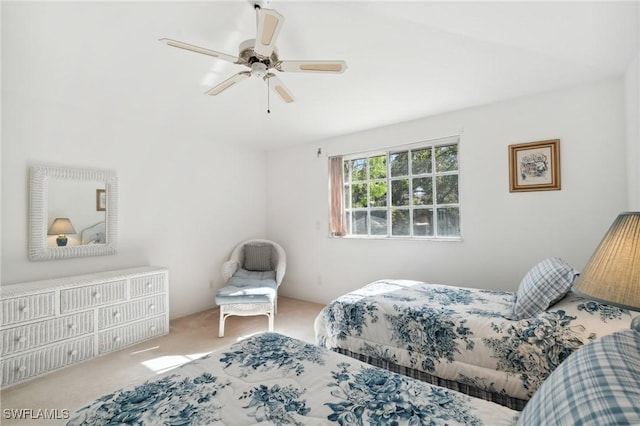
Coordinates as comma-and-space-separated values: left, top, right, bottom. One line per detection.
160, 3, 347, 104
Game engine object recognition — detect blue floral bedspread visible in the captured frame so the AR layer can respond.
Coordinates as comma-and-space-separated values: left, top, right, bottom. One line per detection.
314, 280, 639, 401
68, 333, 518, 425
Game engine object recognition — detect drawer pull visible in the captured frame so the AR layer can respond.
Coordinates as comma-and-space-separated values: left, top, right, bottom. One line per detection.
19, 306, 29, 314
17, 365, 27, 373
17, 336, 27, 343
149, 326, 156, 332
149, 304, 155, 310
93, 292, 102, 300
146, 282, 153, 289
113, 336, 121, 343
113, 312, 121, 319
69, 349, 78, 357
68, 323, 77, 331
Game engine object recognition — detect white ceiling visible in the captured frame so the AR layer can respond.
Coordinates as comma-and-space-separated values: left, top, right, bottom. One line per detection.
3, 1, 639, 150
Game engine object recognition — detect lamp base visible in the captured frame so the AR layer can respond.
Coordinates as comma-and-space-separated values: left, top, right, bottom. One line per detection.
56, 236, 68, 246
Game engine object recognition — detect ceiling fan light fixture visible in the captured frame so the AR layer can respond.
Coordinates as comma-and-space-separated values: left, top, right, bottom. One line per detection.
251, 62, 268, 78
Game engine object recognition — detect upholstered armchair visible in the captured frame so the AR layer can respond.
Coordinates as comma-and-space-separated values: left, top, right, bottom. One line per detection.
215, 239, 286, 337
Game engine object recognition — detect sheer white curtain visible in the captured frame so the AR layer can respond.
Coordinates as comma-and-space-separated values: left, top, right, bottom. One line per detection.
328, 156, 346, 236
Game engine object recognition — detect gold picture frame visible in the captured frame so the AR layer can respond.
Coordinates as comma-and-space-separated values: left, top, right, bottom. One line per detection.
509, 139, 560, 192
96, 189, 106, 211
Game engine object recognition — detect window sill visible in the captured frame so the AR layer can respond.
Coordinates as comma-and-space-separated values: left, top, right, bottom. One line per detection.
329, 235, 463, 242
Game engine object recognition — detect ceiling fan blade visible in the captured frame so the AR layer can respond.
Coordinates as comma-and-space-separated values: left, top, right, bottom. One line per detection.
159, 38, 239, 64
205, 72, 250, 96
276, 60, 347, 74
264, 74, 294, 103
253, 8, 284, 58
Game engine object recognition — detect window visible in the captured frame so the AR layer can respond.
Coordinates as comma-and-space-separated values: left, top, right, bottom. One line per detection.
332, 136, 460, 239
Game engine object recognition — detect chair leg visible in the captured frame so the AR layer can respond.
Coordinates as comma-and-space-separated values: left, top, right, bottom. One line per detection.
219, 308, 226, 338
268, 312, 274, 332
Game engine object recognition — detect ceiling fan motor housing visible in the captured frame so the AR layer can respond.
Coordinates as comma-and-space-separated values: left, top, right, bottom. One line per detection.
239, 38, 279, 68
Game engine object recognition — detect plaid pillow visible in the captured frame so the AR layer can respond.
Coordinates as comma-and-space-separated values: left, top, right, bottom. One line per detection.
517, 329, 640, 425
243, 244, 273, 272
505, 257, 577, 320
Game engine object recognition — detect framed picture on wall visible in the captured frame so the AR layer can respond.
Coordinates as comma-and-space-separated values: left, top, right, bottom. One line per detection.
508, 139, 561, 192
96, 189, 106, 211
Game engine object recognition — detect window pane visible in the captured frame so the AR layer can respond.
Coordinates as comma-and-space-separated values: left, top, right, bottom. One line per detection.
369, 181, 387, 207
343, 185, 350, 208
391, 179, 409, 206
390, 151, 409, 177
345, 211, 352, 233
437, 207, 460, 237
351, 158, 367, 181
412, 148, 432, 174
435, 145, 458, 172
412, 177, 432, 205
436, 175, 458, 204
391, 209, 410, 236
369, 155, 387, 179
353, 211, 368, 235
413, 208, 433, 236
352, 183, 367, 208
371, 210, 388, 235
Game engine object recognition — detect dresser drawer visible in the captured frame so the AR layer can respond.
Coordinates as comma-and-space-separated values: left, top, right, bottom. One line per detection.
1, 336, 94, 387
1, 311, 94, 357
98, 295, 166, 330
98, 316, 166, 355
60, 280, 126, 313
1, 292, 55, 327
130, 273, 166, 298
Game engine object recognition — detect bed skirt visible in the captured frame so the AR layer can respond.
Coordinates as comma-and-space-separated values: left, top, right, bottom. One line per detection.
333, 347, 528, 411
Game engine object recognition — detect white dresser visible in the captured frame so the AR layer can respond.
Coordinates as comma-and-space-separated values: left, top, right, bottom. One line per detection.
0, 266, 169, 388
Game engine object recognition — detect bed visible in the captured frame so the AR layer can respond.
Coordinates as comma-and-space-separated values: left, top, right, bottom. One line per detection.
68, 332, 519, 425
314, 258, 640, 410
81, 221, 106, 245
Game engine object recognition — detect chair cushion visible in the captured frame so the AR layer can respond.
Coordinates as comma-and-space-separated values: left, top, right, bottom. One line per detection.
243, 244, 273, 271
215, 269, 277, 305
228, 269, 276, 287
215, 283, 276, 305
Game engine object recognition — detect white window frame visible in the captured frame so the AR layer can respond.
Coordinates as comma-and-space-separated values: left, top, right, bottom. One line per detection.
341, 135, 461, 240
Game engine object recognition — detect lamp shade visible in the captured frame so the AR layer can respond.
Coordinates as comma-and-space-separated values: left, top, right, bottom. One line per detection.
573, 212, 640, 311
47, 218, 77, 235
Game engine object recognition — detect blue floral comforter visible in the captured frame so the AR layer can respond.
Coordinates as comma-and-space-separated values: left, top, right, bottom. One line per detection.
314, 280, 639, 402
68, 333, 518, 425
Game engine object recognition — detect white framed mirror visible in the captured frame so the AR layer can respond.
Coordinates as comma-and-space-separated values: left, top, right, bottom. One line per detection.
29, 165, 118, 261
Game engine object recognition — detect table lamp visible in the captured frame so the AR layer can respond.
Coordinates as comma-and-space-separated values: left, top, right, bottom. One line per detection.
572, 212, 640, 331
48, 218, 77, 247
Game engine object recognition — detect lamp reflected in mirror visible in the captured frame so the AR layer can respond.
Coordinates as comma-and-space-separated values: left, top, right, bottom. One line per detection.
48, 217, 77, 247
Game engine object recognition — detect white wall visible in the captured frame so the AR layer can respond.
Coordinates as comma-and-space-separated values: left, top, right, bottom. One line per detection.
625, 51, 640, 210
1, 91, 268, 319
267, 79, 628, 304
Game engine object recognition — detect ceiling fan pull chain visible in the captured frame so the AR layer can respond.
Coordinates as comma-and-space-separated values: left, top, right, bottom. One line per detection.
267, 75, 271, 114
